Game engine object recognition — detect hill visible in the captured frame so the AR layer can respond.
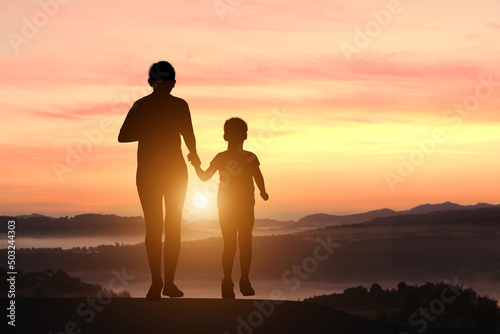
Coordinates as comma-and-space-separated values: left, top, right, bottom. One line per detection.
4, 297, 497, 334
305, 282, 500, 330
299, 202, 500, 226
0, 268, 130, 298
2, 202, 499, 238
3, 207, 500, 286
299, 208, 396, 225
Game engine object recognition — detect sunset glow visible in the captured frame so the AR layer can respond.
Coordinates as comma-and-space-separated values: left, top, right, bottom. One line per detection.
2, 0, 500, 219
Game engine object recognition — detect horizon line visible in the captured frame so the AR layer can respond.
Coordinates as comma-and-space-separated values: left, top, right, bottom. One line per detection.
2, 201, 498, 221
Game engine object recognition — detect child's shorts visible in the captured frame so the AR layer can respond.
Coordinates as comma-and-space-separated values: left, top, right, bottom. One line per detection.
217, 197, 255, 234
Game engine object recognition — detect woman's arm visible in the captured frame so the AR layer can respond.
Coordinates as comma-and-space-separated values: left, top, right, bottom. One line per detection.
184, 132, 200, 165
118, 103, 141, 142
180, 101, 200, 165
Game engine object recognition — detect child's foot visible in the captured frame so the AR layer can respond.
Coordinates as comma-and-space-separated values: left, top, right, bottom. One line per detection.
239, 278, 255, 296
221, 278, 235, 299
146, 280, 163, 301
162, 283, 184, 298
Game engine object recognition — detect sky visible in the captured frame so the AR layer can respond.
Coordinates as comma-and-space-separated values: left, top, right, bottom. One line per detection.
1, 0, 500, 220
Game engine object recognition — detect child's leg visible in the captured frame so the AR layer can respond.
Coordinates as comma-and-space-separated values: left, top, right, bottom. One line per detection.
238, 231, 252, 280
220, 219, 238, 281
238, 206, 255, 281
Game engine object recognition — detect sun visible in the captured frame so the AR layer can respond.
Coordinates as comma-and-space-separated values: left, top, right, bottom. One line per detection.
193, 193, 210, 209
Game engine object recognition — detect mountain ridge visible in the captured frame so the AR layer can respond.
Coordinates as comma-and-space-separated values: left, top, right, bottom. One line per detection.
299, 201, 500, 226
6, 201, 500, 223
2, 202, 499, 237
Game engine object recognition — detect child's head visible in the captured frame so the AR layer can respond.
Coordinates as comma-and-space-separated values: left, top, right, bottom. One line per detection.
224, 117, 248, 143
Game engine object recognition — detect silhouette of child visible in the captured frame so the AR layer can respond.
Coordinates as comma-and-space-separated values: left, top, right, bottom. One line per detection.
191, 118, 268, 299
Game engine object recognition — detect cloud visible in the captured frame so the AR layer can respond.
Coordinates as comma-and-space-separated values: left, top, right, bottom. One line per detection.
29, 103, 119, 120
487, 23, 500, 29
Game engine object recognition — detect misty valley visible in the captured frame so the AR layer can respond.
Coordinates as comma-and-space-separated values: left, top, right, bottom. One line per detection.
2, 204, 500, 329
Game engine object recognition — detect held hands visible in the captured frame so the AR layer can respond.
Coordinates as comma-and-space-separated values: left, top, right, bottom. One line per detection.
187, 152, 201, 167
260, 192, 269, 201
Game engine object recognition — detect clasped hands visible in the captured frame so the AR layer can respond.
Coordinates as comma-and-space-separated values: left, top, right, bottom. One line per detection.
187, 152, 201, 167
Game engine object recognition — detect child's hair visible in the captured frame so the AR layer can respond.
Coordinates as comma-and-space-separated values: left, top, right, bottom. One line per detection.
224, 117, 248, 141
148, 61, 176, 81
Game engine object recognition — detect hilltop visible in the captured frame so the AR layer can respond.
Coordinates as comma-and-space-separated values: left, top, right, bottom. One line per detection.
5, 297, 497, 334
2, 202, 499, 238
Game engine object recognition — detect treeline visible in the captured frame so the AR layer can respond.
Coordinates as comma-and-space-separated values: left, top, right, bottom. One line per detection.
1, 268, 131, 298
305, 282, 500, 330
2, 234, 500, 283
0, 214, 297, 237
3, 207, 500, 238
298, 207, 500, 247
366, 207, 500, 227
0, 236, 311, 280
0, 214, 144, 236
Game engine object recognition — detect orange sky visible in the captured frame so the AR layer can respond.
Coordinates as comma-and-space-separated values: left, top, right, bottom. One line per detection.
1, 0, 500, 220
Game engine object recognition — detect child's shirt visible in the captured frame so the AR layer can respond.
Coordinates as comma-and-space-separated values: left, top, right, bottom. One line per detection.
209, 149, 260, 205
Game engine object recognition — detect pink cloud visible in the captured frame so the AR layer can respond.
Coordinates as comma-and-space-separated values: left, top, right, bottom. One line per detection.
0, 46, 491, 93
488, 23, 500, 29
29, 103, 119, 120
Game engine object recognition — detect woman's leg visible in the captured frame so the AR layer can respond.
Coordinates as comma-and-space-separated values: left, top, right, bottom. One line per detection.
163, 167, 188, 285
137, 174, 164, 285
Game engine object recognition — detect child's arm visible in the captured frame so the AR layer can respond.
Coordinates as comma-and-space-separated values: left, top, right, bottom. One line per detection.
253, 166, 269, 201
193, 164, 217, 182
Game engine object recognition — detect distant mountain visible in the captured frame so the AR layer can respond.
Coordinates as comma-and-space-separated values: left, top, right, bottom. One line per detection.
2, 202, 499, 238
299, 202, 500, 227
299, 207, 500, 241
365, 206, 500, 228
299, 209, 396, 226
15, 213, 53, 219
404, 201, 498, 215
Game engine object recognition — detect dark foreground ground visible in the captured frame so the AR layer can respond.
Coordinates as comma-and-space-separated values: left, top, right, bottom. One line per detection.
2, 298, 499, 334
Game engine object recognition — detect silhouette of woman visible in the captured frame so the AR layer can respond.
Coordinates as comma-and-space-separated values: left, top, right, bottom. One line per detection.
118, 61, 200, 300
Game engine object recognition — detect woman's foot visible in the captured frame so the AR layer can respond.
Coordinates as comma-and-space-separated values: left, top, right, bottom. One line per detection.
221, 278, 235, 299
239, 278, 255, 296
162, 283, 184, 298
146, 280, 163, 301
